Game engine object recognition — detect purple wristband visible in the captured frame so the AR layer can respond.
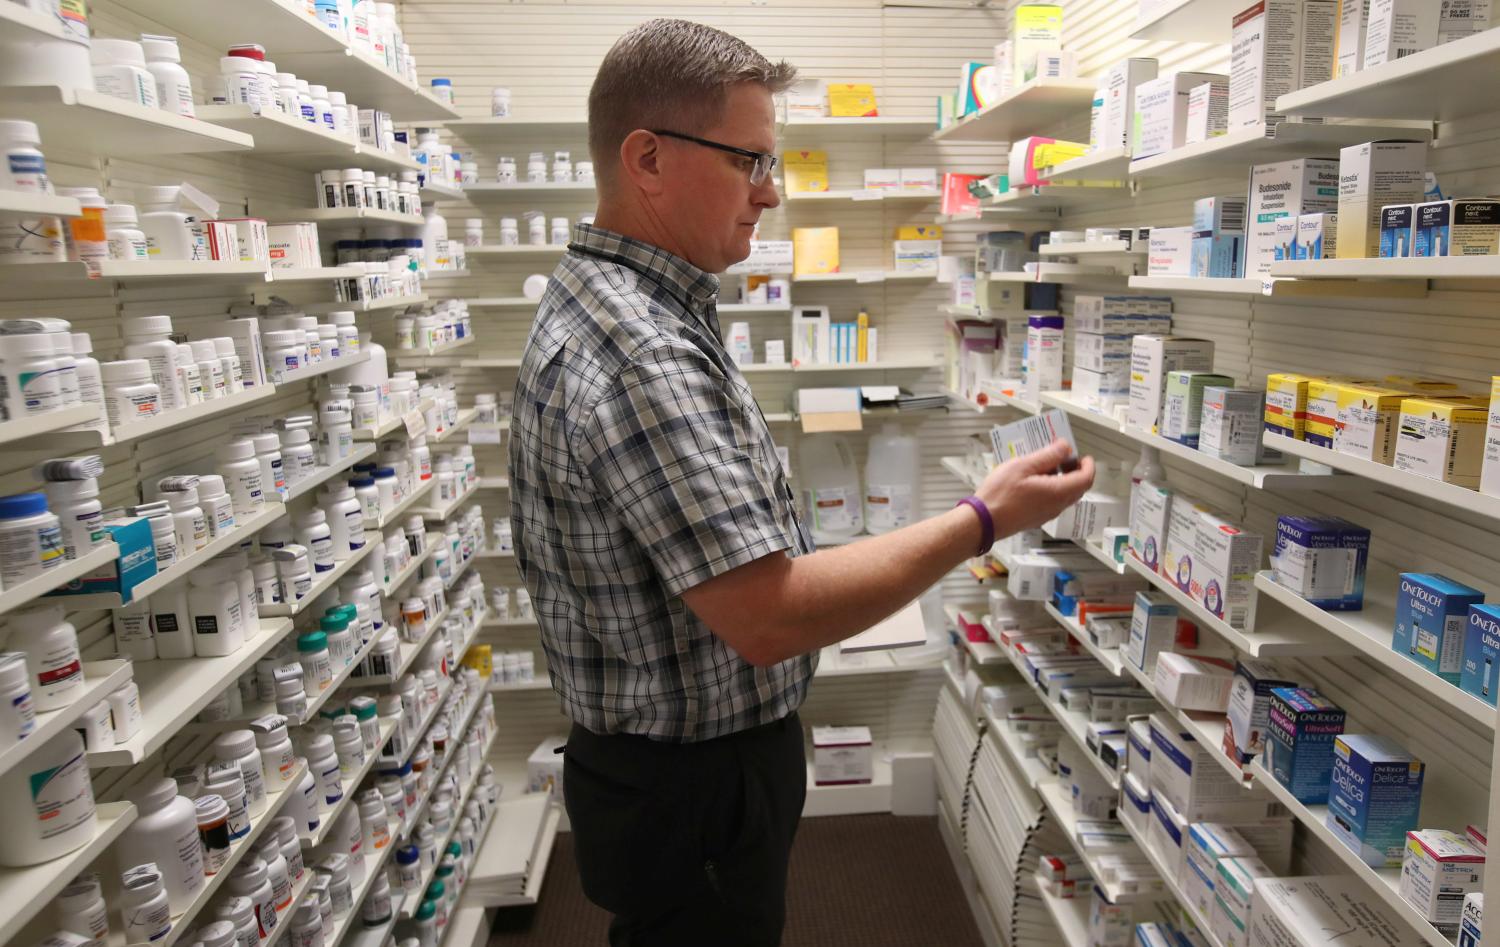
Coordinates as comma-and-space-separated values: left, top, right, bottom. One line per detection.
955, 496, 994, 558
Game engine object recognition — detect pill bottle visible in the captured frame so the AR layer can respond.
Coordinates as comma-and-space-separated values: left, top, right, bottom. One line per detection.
189, 567, 245, 656
190, 339, 226, 400
201, 766, 251, 840
103, 203, 148, 261
216, 438, 265, 516
121, 315, 184, 411
213, 729, 268, 815
57, 873, 110, 945
0, 493, 63, 586
298, 631, 334, 693
526, 212, 545, 245
226, 858, 278, 939
280, 427, 317, 487
53, 186, 108, 277
140, 34, 195, 117
265, 329, 304, 384
251, 715, 297, 787
43, 477, 103, 562
120, 864, 172, 944
216, 897, 259, 947
212, 337, 243, 394
335, 720, 366, 776
118, 777, 205, 913
91, 39, 158, 108
255, 835, 293, 912
0, 653, 35, 746
294, 508, 335, 573
164, 484, 208, 555
322, 484, 364, 558
99, 359, 160, 430
289, 902, 322, 947
273, 815, 304, 880
194, 794, 232, 874
0, 333, 63, 419
307, 733, 344, 805
274, 544, 313, 601
252, 432, 288, 500
551, 217, 569, 245
320, 853, 353, 917
195, 474, 237, 538
322, 614, 356, 669
108, 680, 142, 743
0, 729, 94, 866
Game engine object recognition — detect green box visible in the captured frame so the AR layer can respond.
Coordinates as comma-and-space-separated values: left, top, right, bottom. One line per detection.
1162, 371, 1234, 448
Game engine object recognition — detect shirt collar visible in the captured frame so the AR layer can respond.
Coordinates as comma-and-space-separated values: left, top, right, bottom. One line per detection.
570, 223, 721, 316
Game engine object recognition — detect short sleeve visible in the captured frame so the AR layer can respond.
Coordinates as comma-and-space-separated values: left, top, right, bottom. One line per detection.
577, 342, 794, 597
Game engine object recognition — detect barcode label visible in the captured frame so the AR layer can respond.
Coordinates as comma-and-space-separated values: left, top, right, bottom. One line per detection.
1395, 48, 1419, 58
990, 409, 1078, 462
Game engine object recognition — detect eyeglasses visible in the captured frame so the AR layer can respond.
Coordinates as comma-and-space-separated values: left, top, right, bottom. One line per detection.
650, 129, 779, 186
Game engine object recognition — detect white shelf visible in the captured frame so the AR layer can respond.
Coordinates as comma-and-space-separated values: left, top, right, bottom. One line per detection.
0, 189, 81, 219
413, 482, 480, 522
467, 297, 537, 308
260, 533, 380, 616
1126, 274, 1429, 299
459, 358, 523, 368
0, 85, 253, 155
803, 755, 894, 817
0, 405, 101, 446
782, 116, 935, 137
718, 302, 792, 315
444, 116, 589, 139
1278, 27, 1500, 124
391, 334, 476, 362
1270, 256, 1500, 281
0, 1, 74, 42
278, 444, 378, 505
382, 543, 437, 598
487, 678, 550, 693
466, 244, 567, 257
194, 105, 420, 173
37, 386, 275, 450
1249, 760, 1453, 947
3, 260, 273, 285
267, 266, 364, 283
932, 78, 1097, 142
984, 708, 1053, 790
1128, 122, 1432, 182
476, 800, 561, 908
1254, 567, 1495, 729
374, 479, 436, 529
478, 476, 510, 489
739, 358, 938, 374
307, 292, 428, 313
279, 352, 372, 386
1044, 603, 1124, 676
481, 617, 537, 631
267, 207, 424, 228
462, 182, 596, 197
983, 262, 1130, 283
476, 547, 513, 558
428, 407, 478, 445
1032, 876, 1089, 947
1037, 781, 1151, 901
790, 271, 935, 285
87, 618, 295, 766
1041, 147, 1131, 184
0, 801, 137, 946
1038, 240, 1143, 257
977, 380, 1040, 414
986, 185, 1131, 214
784, 188, 941, 203
1118, 816, 1229, 947
1130, 0, 1235, 42
421, 181, 466, 201
0, 542, 118, 616
398, 717, 497, 918
1018, 660, 1121, 791
0, 660, 130, 780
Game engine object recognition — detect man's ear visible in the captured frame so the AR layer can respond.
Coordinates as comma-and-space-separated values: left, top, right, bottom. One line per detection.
617, 129, 668, 197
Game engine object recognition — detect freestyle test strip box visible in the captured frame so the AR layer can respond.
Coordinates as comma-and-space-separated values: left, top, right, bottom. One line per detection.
1462, 603, 1500, 706
1264, 372, 1315, 439
1394, 396, 1488, 488
1270, 515, 1370, 610
1394, 572, 1485, 684
1265, 686, 1346, 804
1333, 382, 1410, 463
1327, 733, 1425, 869
1305, 376, 1367, 447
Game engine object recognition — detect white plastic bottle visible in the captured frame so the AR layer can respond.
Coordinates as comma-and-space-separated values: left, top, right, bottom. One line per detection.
117, 777, 205, 913
148, 580, 195, 659
163, 484, 208, 555
799, 435, 864, 544
47, 332, 80, 407
139, 34, 195, 117
121, 315, 184, 412
191, 339, 226, 400
176, 343, 204, 406
45, 477, 104, 560
119, 864, 172, 944
280, 428, 318, 485
226, 858, 279, 940
4, 604, 81, 712
0, 729, 95, 866
196, 475, 237, 538
216, 439, 265, 517
57, 873, 110, 947
70, 333, 105, 418
0, 333, 63, 418
189, 567, 245, 656
252, 433, 289, 501
863, 423, 921, 535
100, 359, 160, 430
138, 186, 208, 262
214, 730, 268, 815
90, 39, 157, 108
213, 337, 243, 394
295, 509, 335, 572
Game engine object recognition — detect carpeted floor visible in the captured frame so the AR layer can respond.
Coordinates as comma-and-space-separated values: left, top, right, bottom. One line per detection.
488, 814, 984, 946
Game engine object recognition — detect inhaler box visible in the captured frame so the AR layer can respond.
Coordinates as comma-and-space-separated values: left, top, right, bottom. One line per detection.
1393, 572, 1486, 683
1192, 196, 1247, 279
1250, 876, 1429, 947
1363, 0, 1440, 69
1326, 733, 1425, 869
1337, 140, 1427, 259
1128, 481, 1173, 574
1132, 72, 1229, 159
1162, 501, 1263, 629
1199, 387, 1265, 466
1227, 0, 1337, 130
1224, 659, 1298, 764
1393, 396, 1488, 487
1296, 212, 1338, 259
1400, 829, 1486, 931
1246, 158, 1339, 275
1270, 515, 1371, 610
1127, 335, 1215, 433
1381, 204, 1418, 257
1264, 686, 1346, 804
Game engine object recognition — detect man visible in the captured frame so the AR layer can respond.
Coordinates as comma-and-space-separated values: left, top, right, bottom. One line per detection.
509, 18, 1095, 946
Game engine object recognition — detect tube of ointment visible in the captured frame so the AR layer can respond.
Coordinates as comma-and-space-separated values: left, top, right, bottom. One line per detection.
157, 474, 201, 495
0, 317, 72, 335
35, 455, 106, 481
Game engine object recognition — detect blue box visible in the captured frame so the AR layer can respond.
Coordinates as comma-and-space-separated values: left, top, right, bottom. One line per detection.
1380, 205, 1416, 258
1326, 734, 1425, 868
1191, 234, 1243, 279
1414, 200, 1452, 258
1394, 573, 1486, 684
1264, 687, 1346, 805
1461, 604, 1500, 706
43, 515, 157, 603
1270, 515, 1370, 610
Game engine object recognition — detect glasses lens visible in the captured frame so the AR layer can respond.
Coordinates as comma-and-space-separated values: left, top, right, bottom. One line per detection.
751, 154, 775, 186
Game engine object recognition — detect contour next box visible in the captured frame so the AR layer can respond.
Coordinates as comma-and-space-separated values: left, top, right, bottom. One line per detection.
1265, 687, 1347, 804
1337, 141, 1427, 259
1162, 502, 1263, 629
1127, 335, 1215, 433
1270, 515, 1371, 610
1129, 481, 1173, 574
1400, 829, 1486, 932
1394, 396, 1488, 487
1462, 604, 1500, 706
1224, 659, 1299, 764
1265, 372, 1315, 439
1246, 158, 1339, 275
1394, 573, 1486, 684
1381, 203, 1417, 257
1250, 876, 1427, 947
1227, 0, 1337, 130
1450, 198, 1500, 255
1133, 71, 1229, 159
1327, 733, 1425, 869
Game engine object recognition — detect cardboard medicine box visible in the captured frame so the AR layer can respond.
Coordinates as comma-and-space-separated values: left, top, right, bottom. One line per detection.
1338, 141, 1427, 259
1127, 335, 1215, 433
1161, 501, 1262, 629
1460, 893, 1483, 947
1363, 0, 1440, 69
1400, 829, 1486, 932
1199, 387, 1265, 465
1326, 733, 1425, 869
1184, 823, 1254, 920
1228, 0, 1337, 130
1132, 71, 1229, 159
1245, 158, 1338, 275
1270, 514, 1371, 610
1250, 875, 1428, 947
1161, 370, 1235, 448
1395, 572, 1486, 684
1224, 659, 1299, 764
1265, 686, 1346, 804
1129, 482, 1173, 575
1333, 382, 1410, 463
1211, 855, 1273, 947
1296, 212, 1337, 259
1481, 375, 1500, 498
1264, 372, 1314, 439
813, 726, 874, 785
1462, 603, 1500, 706
1394, 396, 1488, 488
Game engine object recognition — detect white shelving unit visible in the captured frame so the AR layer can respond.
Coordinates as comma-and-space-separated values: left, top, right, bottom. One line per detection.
1040, 147, 1131, 184
0, 189, 81, 219
0, 660, 131, 778
784, 188, 941, 203
467, 244, 567, 257
1127, 123, 1432, 181
194, 104, 421, 172
463, 182, 596, 197
0, 86, 254, 154
932, 78, 1097, 142
1126, 274, 1428, 299
0, 543, 118, 616
1130, 0, 1234, 42
1270, 257, 1500, 281
0, 802, 137, 946
790, 271, 935, 285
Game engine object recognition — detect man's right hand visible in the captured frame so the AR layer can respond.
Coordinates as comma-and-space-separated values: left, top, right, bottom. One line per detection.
976, 439, 1096, 538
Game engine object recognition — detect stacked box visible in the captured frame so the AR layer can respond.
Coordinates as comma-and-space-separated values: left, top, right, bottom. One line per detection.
1127, 335, 1216, 433
1394, 572, 1485, 684
1212, 856, 1274, 947
1250, 876, 1429, 947
1334, 380, 1413, 462
1264, 372, 1316, 439
1162, 501, 1263, 629
1270, 515, 1371, 610
1133, 71, 1230, 159
1394, 396, 1489, 487
1245, 158, 1339, 276
1071, 295, 1172, 413
1161, 370, 1236, 447
1200, 387, 1266, 465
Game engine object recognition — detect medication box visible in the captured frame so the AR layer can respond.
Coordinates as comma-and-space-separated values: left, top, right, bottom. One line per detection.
1451, 198, 1500, 256
1227, 0, 1337, 130
1462, 603, 1500, 706
1400, 829, 1486, 932
1327, 733, 1425, 868
1335, 0, 1369, 78
1394, 573, 1486, 684
1273, 215, 1300, 261
47, 515, 156, 603
1246, 158, 1339, 275
1381, 203, 1417, 257
527, 735, 568, 793
1162, 501, 1263, 629
1306, 376, 1365, 448
1265, 686, 1347, 804
1126, 592, 1179, 672
1224, 659, 1299, 763
1185, 823, 1254, 920
1270, 515, 1371, 610
1191, 195, 1247, 279
1394, 396, 1488, 487
1363, 0, 1439, 68
1482, 375, 1500, 498
1153, 652, 1234, 712
1199, 387, 1265, 465
1162, 370, 1235, 447
1264, 372, 1314, 439
1250, 875, 1428, 947
812, 726, 874, 785
1296, 212, 1338, 259
1150, 714, 1274, 821
1129, 481, 1173, 573
1414, 199, 1453, 257
1185, 80, 1228, 144
1212, 856, 1273, 947
1460, 893, 1483, 947
1127, 335, 1216, 433
1333, 382, 1410, 463
1338, 140, 1427, 259
1147, 225, 1194, 276
1132, 71, 1229, 159
1099, 58, 1159, 153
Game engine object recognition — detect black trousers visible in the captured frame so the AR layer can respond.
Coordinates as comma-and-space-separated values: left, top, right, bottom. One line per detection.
562, 713, 807, 946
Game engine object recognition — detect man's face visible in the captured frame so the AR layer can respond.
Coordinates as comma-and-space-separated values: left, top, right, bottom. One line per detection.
656, 83, 780, 273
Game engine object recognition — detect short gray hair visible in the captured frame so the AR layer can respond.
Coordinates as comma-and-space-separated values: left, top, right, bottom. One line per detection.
588, 19, 796, 187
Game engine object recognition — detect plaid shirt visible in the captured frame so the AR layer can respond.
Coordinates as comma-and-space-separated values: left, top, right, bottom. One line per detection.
509, 223, 817, 743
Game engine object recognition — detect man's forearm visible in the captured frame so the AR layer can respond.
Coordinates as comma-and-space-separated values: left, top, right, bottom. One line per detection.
752, 506, 982, 663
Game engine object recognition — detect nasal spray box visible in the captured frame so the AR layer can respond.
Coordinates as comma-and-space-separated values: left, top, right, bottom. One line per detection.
1327, 733, 1425, 868
1246, 158, 1339, 275
1394, 573, 1486, 684
1227, 0, 1337, 130
1337, 140, 1427, 258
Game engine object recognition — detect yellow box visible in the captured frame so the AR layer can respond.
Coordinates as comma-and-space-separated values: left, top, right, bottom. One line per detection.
1333, 383, 1411, 463
793, 227, 840, 276
1384, 375, 1463, 395
1394, 396, 1488, 487
1012, 4, 1064, 85
828, 83, 878, 118
462, 643, 493, 679
1305, 376, 1366, 449
783, 150, 829, 193
898, 224, 942, 240
1264, 372, 1318, 440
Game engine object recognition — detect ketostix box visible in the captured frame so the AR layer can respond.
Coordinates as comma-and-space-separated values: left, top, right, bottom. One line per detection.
1227, 0, 1337, 130
1264, 686, 1346, 804
1246, 158, 1339, 275
1337, 141, 1427, 259
1326, 733, 1425, 869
